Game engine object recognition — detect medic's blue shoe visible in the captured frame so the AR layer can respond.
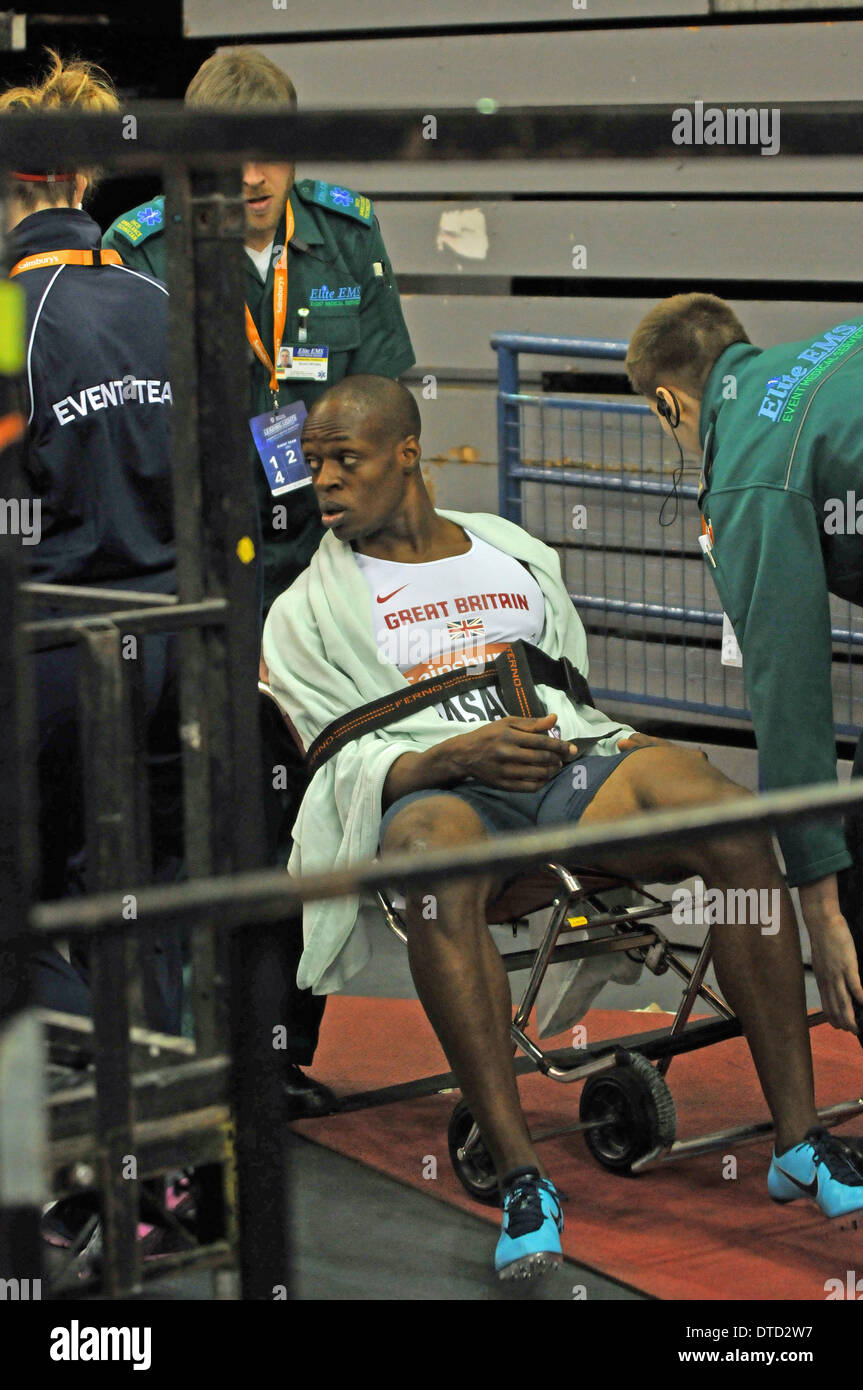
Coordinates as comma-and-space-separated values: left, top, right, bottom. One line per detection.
768, 1126, 863, 1220
495, 1172, 564, 1280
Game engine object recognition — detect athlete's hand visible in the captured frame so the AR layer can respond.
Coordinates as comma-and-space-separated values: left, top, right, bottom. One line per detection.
801, 885, 863, 1033
616, 731, 668, 752
444, 712, 577, 791
617, 731, 709, 761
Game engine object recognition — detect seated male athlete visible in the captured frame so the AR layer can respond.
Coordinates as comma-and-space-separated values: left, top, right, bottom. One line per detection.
262, 375, 863, 1281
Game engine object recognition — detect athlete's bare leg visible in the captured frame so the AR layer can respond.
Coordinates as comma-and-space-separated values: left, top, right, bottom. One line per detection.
382, 743, 817, 1182
383, 795, 544, 1179
575, 743, 817, 1153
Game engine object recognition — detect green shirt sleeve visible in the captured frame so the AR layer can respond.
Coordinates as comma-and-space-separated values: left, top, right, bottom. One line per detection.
344, 215, 415, 379
709, 485, 850, 887
102, 223, 165, 281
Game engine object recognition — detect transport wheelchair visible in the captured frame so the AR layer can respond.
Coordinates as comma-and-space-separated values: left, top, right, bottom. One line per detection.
259, 683, 863, 1204
375, 865, 863, 1203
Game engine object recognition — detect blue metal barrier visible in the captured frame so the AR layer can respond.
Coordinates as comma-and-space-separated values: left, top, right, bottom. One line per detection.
492, 332, 863, 736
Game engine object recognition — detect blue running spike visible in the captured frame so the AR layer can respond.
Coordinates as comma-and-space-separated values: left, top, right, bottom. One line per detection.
768, 1127, 863, 1220
495, 1176, 564, 1280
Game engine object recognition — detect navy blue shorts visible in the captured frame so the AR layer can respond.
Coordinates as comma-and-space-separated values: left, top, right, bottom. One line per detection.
379, 749, 638, 848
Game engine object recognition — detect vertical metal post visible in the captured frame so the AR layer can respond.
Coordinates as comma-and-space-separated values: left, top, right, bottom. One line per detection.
0, 245, 44, 1291
189, 167, 289, 1299
78, 624, 144, 1296
495, 340, 522, 525
190, 174, 265, 873
164, 164, 222, 1057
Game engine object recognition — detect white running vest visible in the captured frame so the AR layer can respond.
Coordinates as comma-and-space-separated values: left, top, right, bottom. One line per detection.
354, 531, 547, 725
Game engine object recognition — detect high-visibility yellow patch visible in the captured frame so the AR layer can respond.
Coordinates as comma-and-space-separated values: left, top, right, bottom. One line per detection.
567, 915, 589, 929
236, 536, 256, 564
0, 281, 25, 374
116, 218, 142, 242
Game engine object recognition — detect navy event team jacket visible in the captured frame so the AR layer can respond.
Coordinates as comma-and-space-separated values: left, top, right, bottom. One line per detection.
9, 207, 175, 587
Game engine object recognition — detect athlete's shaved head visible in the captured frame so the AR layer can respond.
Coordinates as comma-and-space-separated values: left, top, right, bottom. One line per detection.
301, 376, 426, 545
304, 375, 421, 448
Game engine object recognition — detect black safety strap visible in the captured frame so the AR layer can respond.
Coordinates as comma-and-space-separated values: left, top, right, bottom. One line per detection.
305, 639, 593, 775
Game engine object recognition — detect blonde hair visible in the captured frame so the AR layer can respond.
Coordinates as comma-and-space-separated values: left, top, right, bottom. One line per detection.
625, 293, 750, 401
1, 48, 118, 209
185, 47, 297, 110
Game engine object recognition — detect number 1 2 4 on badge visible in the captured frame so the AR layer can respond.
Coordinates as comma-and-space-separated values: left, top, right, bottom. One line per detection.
249, 400, 312, 496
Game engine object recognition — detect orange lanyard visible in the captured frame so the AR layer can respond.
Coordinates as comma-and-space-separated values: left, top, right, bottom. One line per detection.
9, 247, 123, 276
244, 201, 294, 398
0, 411, 26, 452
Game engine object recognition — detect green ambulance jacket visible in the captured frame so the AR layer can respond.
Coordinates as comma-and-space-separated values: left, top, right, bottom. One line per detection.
697, 317, 863, 887
103, 180, 415, 609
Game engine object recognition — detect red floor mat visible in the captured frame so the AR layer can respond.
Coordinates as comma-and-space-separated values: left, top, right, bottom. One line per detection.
292, 998, 863, 1300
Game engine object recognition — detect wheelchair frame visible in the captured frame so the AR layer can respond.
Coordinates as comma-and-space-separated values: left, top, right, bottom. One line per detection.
257, 685, 863, 1197
338, 864, 863, 1200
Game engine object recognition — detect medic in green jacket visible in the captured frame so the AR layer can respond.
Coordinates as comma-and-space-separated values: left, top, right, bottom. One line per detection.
627, 293, 863, 1034
103, 179, 415, 611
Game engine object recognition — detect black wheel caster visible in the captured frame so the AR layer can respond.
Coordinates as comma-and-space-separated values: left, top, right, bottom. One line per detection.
579, 1051, 676, 1176
447, 1099, 499, 1204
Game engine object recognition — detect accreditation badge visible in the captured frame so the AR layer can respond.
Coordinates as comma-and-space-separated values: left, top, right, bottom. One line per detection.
275, 344, 329, 382
720, 613, 743, 669
249, 400, 311, 496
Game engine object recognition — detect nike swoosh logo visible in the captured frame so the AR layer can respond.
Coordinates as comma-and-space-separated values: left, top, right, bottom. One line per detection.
377, 586, 408, 604
775, 1165, 818, 1196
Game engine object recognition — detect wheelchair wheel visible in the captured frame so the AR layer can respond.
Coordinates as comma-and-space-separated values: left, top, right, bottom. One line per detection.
447, 1100, 500, 1205
579, 1051, 676, 1176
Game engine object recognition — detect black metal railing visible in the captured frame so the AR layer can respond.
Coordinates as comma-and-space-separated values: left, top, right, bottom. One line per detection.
2, 99, 863, 1301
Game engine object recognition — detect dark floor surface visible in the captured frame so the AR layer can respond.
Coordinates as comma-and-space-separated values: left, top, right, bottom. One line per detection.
131, 1134, 646, 1302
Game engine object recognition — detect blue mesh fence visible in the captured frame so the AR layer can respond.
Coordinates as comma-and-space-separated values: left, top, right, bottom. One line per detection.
492, 332, 863, 736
